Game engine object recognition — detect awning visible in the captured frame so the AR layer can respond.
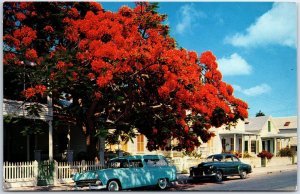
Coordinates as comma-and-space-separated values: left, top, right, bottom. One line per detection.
261, 134, 295, 138
218, 130, 257, 135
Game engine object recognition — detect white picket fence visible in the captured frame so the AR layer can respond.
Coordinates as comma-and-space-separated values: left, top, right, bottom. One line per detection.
55, 161, 106, 184
3, 161, 38, 182
3, 160, 106, 188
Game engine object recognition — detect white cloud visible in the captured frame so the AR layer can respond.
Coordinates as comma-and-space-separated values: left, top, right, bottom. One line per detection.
175, 4, 206, 34
217, 53, 252, 76
225, 3, 296, 48
233, 84, 271, 96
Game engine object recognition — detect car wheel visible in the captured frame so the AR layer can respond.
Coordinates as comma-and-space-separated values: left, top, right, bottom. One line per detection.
107, 180, 121, 191
214, 170, 223, 182
240, 170, 247, 179
157, 178, 168, 190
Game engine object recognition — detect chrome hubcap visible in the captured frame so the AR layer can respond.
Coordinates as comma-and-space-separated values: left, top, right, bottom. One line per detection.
158, 179, 167, 189
109, 181, 119, 191
216, 172, 222, 181
241, 171, 247, 178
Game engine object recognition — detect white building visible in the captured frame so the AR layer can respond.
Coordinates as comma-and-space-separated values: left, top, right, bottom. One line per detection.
200, 116, 297, 158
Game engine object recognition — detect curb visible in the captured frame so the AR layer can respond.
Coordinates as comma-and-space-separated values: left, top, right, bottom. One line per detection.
251, 165, 297, 175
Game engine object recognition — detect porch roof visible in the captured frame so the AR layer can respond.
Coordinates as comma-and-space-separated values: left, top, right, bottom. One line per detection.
218, 130, 257, 135
260, 134, 295, 139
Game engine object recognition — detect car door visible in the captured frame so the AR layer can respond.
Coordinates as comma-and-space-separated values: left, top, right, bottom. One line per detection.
129, 159, 146, 187
143, 158, 159, 185
222, 155, 236, 175
107, 159, 133, 189
231, 156, 241, 174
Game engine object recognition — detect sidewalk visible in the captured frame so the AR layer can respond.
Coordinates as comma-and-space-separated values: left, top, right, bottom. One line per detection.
4, 164, 298, 191
251, 164, 297, 175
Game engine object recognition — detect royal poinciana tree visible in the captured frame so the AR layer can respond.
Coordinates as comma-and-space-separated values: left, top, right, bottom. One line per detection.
4, 2, 248, 159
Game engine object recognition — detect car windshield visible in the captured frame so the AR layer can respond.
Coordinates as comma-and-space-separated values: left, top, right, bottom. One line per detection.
205, 156, 214, 162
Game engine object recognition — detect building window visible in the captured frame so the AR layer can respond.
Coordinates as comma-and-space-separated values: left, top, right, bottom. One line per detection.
230, 138, 234, 151
251, 141, 256, 153
244, 141, 248, 152
222, 139, 226, 151
137, 135, 144, 152
238, 138, 242, 152
268, 121, 271, 132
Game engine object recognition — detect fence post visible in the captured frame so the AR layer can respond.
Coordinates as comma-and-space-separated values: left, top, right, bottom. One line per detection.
53, 160, 58, 186
33, 160, 39, 186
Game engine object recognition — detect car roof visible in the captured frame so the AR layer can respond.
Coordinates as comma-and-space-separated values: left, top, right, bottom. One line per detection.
110, 154, 165, 161
208, 153, 236, 158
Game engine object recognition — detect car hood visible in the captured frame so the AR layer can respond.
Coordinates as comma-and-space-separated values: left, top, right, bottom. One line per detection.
73, 170, 98, 181
73, 168, 115, 181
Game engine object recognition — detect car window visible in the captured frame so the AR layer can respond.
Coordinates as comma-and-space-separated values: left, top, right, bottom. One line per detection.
108, 159, 129, 168
224, 155, 233, 162
213, 155, 223, 162
232, 156, 239, 162
129, 160, 143, 168
145, 158, 168, 167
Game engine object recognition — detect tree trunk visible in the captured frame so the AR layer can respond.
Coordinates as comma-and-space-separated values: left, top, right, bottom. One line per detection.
85, 101, 98, 160
85, 127, 97, 160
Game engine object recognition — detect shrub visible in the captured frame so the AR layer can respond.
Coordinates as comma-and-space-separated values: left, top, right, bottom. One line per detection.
181, 169, 188, 174
243, 152, 252, 158
278, 147, 295, 157
257, 150, 273, 160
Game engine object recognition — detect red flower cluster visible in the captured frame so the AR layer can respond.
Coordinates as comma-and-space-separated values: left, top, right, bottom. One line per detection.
44, 25, 54, 33
23, 85, 47, 98
257, 150, 273, 159
25, 49, 38, 61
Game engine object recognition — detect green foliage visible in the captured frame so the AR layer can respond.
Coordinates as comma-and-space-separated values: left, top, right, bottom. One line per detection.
256, 110, 265, 117
181, 169, 188, 174
183, 150, 202, 158
25, 103, 44, 118
278, 147, 295, 157
242, 152, 252, 158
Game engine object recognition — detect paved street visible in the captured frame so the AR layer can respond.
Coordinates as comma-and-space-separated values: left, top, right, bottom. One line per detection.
169, 170, 297, 191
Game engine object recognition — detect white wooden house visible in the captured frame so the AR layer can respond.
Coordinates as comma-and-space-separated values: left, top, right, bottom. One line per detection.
199, 115, 297, 158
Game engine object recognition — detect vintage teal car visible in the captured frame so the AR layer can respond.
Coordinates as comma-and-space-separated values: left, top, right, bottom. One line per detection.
72, 155, 177, 191
189, 153, 252, 182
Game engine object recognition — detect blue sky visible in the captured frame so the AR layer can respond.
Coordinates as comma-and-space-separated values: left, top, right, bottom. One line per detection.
101, 2, 298, 118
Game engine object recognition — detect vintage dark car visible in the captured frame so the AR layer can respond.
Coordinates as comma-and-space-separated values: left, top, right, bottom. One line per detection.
189, 153, 252, 182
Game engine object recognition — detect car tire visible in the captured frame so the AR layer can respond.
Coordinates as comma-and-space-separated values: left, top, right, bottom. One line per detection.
157, 178, 168, 190
240, 170, 247, 179
214, 170, 223, 182
107, 180, 121, 191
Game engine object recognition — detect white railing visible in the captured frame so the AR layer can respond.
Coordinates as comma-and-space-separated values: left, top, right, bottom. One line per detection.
3, 161, 38, 182
55, 161, 106, 184
3, 160, 106, 188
